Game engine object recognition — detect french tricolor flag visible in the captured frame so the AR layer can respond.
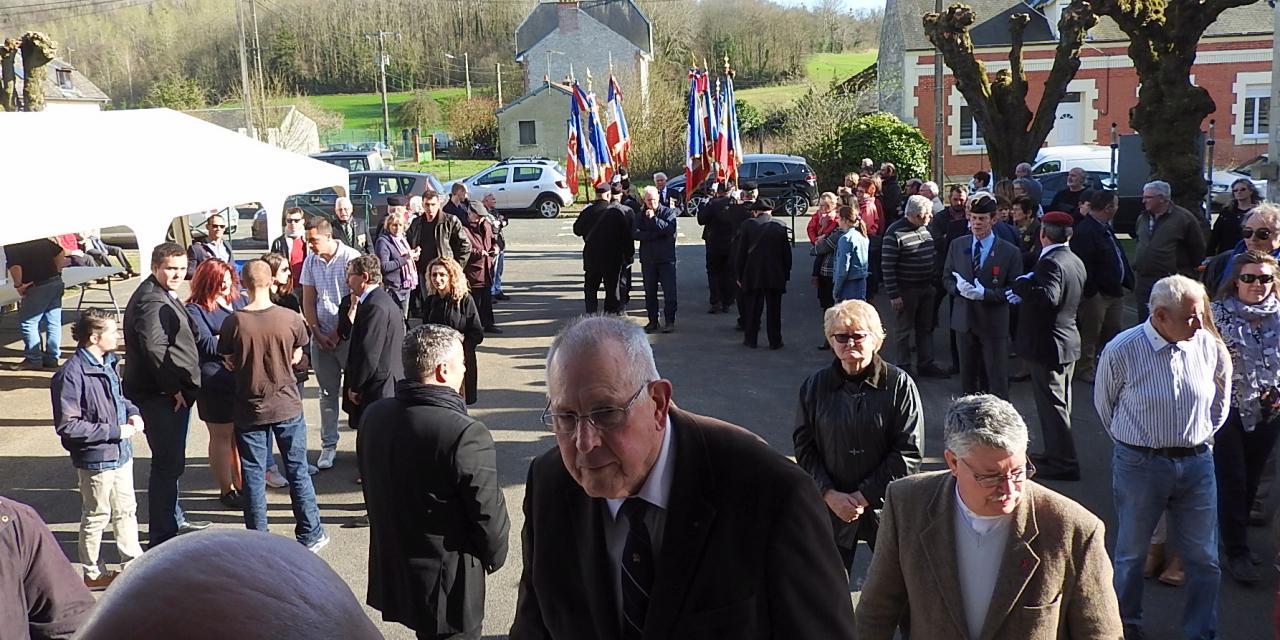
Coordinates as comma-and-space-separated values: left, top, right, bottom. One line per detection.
605, 75, 631, 168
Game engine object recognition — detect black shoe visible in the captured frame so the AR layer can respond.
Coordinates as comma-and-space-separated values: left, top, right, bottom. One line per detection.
494, 293, 510, 301
177, 520, 212, 534
734, 323, 744, 332
484, 326, 503, 334
944, 365, 959, 375
662, 322, 675, 334
743, 341, 758, 349
342, 514, 371, 529
8, 360, 44, 372
769, 343, 784, 350
644, 322, 660, 333
918, 364, 952, 379
707, 305, 720, 314
1225, 554, 1261, 585
219, 490, 244, 510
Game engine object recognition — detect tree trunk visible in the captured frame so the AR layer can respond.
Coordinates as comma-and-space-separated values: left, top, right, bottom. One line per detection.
19, 32, 57, 113
923, 2, 1096, 180
0, 39, 17, 112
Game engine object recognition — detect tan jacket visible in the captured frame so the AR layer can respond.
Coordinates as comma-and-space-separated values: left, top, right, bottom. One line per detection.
856, 471, 1122, 640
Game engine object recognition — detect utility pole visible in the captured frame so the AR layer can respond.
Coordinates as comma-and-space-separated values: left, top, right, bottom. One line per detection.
234, 0, 255, 138
249, 0, 266, 128
932, 0, 944, 185
464, 51, 472, 99
1268, 0, 1280, 201
496, 63, 503, 105
366, 30, 397, 147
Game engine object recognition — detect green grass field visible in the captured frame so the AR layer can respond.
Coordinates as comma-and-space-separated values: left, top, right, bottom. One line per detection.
405, 158, 495, 182
737, 50, 877, 111
308, 88, 466, 132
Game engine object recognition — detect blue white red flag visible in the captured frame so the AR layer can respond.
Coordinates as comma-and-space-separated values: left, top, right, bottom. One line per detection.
723, 71, 743, 183
584, 86, 613, 186
685, 68, 712, 190
566, 91, 584, 199
605, 75, 631, 168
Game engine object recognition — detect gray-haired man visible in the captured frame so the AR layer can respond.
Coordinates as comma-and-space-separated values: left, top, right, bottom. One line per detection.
857, 394, 1121, 639
1132, 181, 1206, 322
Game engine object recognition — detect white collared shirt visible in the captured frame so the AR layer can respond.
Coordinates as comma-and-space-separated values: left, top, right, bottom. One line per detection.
357, 283, 379, 305
604, 417, 675, 621
1038, 242, 1068, 260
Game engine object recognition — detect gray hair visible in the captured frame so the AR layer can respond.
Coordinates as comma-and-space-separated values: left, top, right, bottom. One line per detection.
334, 196, 353, 210
921, 181, 939, 197
642, 185, 659, 199
1041, 222, 1073, 244
1142, 181, 1171, 198
1015, 162, 1032, 173
1246, 202, 1280, 229
904, 194, 934, 217
1149, 275, 1206, 313
409, 195, 424, 213
653, 172, 667, 181
944, 394, 1028, 457
403, 324, 463, 382
546, 315, 660, 391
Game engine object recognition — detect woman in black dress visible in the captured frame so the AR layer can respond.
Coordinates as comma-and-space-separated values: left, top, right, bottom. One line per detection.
422, 256, 484, 404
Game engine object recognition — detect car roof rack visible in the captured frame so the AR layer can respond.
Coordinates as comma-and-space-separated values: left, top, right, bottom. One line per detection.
497, 156, 556, 165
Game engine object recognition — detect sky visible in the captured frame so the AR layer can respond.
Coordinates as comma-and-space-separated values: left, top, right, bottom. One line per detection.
772, 0, 888, 13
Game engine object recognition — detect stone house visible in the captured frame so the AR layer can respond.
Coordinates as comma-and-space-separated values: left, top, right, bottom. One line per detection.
515, 0, 652, 102
495, 81, 573, 160
13, 58, 110, 111
879, 0, 1274, 178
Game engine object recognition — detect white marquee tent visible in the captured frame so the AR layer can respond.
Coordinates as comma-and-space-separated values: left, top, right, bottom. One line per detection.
0, 108, 347, 260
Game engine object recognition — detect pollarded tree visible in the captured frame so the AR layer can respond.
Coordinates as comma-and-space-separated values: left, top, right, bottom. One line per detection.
1091, 0, 1258, 213
19, 32, 57, 112
923, 2, 1098, 179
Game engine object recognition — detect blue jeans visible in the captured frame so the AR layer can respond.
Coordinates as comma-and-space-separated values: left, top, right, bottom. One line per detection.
491, 249, 505, 295
641, 261, 677, 323
1112, 444, 1219, 639
236, 413, 324, 545
835, 277, 868, 301
137, 395, 191, 548
17, 277, 63, 364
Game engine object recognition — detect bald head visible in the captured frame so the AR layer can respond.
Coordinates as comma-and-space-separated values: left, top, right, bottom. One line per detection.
78, 530, 380, 640
241, 259, 273, 290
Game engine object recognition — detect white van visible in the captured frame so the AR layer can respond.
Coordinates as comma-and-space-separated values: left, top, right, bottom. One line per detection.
1032, 145, 1112, 175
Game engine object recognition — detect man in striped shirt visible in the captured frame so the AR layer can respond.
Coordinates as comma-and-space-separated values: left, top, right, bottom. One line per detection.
1094, 275, 1231, 640
881, 195, 948, 378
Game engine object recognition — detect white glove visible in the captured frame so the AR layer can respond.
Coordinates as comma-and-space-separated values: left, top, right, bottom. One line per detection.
120, 422, 145, 438
971, 281, 986, 298
1006, 290, 1023, 305
961, 286, 983, 301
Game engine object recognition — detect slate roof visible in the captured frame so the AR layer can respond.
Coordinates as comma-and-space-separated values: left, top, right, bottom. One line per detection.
516, 0, 652, 59
14, 58, 109, 103
888, 0, 1274, 52
185, 105, 297, 129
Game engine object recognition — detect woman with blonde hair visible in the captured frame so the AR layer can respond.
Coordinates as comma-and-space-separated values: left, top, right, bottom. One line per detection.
422, 256, 485, 404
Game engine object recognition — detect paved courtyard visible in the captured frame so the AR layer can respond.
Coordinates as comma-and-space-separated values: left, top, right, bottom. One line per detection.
0, 216, 1274, 638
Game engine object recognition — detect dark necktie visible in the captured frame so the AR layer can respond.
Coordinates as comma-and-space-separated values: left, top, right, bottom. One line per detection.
972, 239, 982, 274
1105, 223, 1125, 276
619, 498, 654, 640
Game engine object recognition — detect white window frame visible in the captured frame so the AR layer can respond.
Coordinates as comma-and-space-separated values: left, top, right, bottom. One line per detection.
1232, 72, 1271, 145
949, 86, 986, 155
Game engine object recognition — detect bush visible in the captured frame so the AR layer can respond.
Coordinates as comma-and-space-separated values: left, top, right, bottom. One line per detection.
143, 73, 208, 110
798, 111, 930, 189
443, 97, 498, 150
395, 91, 443, 130
734, 99, 765, 136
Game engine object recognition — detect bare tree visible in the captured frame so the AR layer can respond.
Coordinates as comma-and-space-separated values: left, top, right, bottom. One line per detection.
19, 31, 56, 111
1, 38, 17, 112
923, 2, 1097, 179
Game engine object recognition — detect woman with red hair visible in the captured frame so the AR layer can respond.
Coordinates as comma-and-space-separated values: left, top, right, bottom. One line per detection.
184, 259, 244, 509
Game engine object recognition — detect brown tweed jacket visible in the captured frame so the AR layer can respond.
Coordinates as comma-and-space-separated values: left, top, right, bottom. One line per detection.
856, 471, 1123, 640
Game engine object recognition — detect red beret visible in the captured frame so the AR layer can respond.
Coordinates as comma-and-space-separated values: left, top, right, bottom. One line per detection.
1041, 211, 1075, 226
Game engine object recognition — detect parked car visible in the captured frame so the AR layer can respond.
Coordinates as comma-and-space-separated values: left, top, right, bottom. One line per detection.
663, 154, 819, 217
283, 170, 444, 232
1033, 170, 1116, 211
357, 142, 395, 164
462, 160, 574, 218
1032, 145, 1113, 175
310, 150, 387, 172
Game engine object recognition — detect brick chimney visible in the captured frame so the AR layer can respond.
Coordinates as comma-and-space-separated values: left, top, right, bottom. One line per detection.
557, 1, 579, 33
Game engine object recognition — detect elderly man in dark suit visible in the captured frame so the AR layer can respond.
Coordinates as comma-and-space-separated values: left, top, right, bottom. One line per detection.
734, 198, 792, 350
943, 198, 1024, 399
511, 315, 856, 640
360, 324, 509, 639
1012, 211, 1087, 482
333, 196, 373, 254
857, 394, 1123, 639
574, 184, 634, 314
632, 186, 681, 333
339, 254, 406, 431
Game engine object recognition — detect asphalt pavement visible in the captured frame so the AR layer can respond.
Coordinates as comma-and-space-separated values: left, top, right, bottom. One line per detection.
0, 216, 1274, 639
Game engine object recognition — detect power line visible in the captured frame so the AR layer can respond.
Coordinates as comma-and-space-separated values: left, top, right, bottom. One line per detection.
1, 0, 154, 24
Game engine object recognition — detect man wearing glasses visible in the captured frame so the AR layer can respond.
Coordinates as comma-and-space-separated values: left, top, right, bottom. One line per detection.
186, 212, 235, 279
857, 394, 1121, 639
1132, 180, 1206, 322
511, 315, 856, 639
1202, 205, 1280, 295
271, 208, 309, 298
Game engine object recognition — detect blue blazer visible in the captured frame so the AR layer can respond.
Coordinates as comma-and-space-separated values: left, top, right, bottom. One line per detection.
833, 227, 870, 294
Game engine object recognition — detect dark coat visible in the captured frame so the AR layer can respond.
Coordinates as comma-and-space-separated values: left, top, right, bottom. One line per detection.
632, 204, 679, 264
359, 381, 510, 635
122, 275, 201, 403
734, 214, 793, 292
461, 218, 495, 289
408, 213, 473, 274
422, 293, 484, 405
793, 356, 924, 550
880, 175, 903, 227
1012, 245, 1086, 366
1209, 202, 1252, 256
270, 234, 307, 261
1070, 214, 1134, 298
698, 196, 735, 251
51, 350, 140, 468
942, 234, 1024, 338
339, 286, 406, 425
186, 239, 235, 279
510, 407, 857, 639
574, 200, 634, 271
184, 302, 238, 394
374, 233, 415, 300
0, 497, 95, 640
333, 217, 372, 254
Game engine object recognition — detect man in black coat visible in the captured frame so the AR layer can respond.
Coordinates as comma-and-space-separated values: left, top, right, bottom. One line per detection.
360, 324, 509, 640
574, 184, 633, 314
123, 243, 208, 547
1011, 211, 1087, 481
698, 183, 737, 313
735, 198, 793, 350
511, 316, 856, 640
632, 186, 681, 333
1069, 190, 1133, 383
339, 255, 406, 430
333, 196, 372, 254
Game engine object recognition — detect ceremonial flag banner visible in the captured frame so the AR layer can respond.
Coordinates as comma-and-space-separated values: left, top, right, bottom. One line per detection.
606, 75, 631, 168
686, 64, 744, 190
723, 70, 743, 184
565, 94, 583, 199
685, 68, 712, 191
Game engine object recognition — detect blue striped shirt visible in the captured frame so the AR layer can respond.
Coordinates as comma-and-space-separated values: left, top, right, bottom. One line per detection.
1093, 320, 1232, 448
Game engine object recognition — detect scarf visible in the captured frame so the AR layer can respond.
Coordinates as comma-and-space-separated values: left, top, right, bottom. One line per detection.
393, 379, 468, 415
1214, 295, 1280, 430
391, 233, 418, 291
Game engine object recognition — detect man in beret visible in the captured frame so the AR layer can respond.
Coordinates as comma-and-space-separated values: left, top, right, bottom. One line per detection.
574, 182, 634, 314
334, 196, 372, 254
1011, 211, 1087, 481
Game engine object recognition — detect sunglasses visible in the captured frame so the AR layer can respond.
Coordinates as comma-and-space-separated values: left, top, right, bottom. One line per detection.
287, 217, 304, 223
1241, 228, 1275, 241
831, 331, 871, 345
1239, 273, 1275, 284
208, 224, 227, 229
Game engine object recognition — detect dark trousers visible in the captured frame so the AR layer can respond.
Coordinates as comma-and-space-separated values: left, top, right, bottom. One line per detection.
1029, 359, 1078, 473
1215, 409, 1280, 559
1135, 275, 1158, 324
742, 288, 783, 348
471, 286, 495, 329
817, 275, 835, 310
584, 267, 622, 314
642, 261, 678, 323
86, 244, 134, 272
866, 237, 882, 299
706, 250, 736, 307
417, 630, 479, 640
619, 263, 634, 309
138, 395, 192, 548
892, 286, 936, 369
957, 331, 1009, 399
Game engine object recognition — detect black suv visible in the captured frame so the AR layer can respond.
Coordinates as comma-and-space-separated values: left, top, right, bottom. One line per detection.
285, 170, 445, 229
666, 154, 819, 216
